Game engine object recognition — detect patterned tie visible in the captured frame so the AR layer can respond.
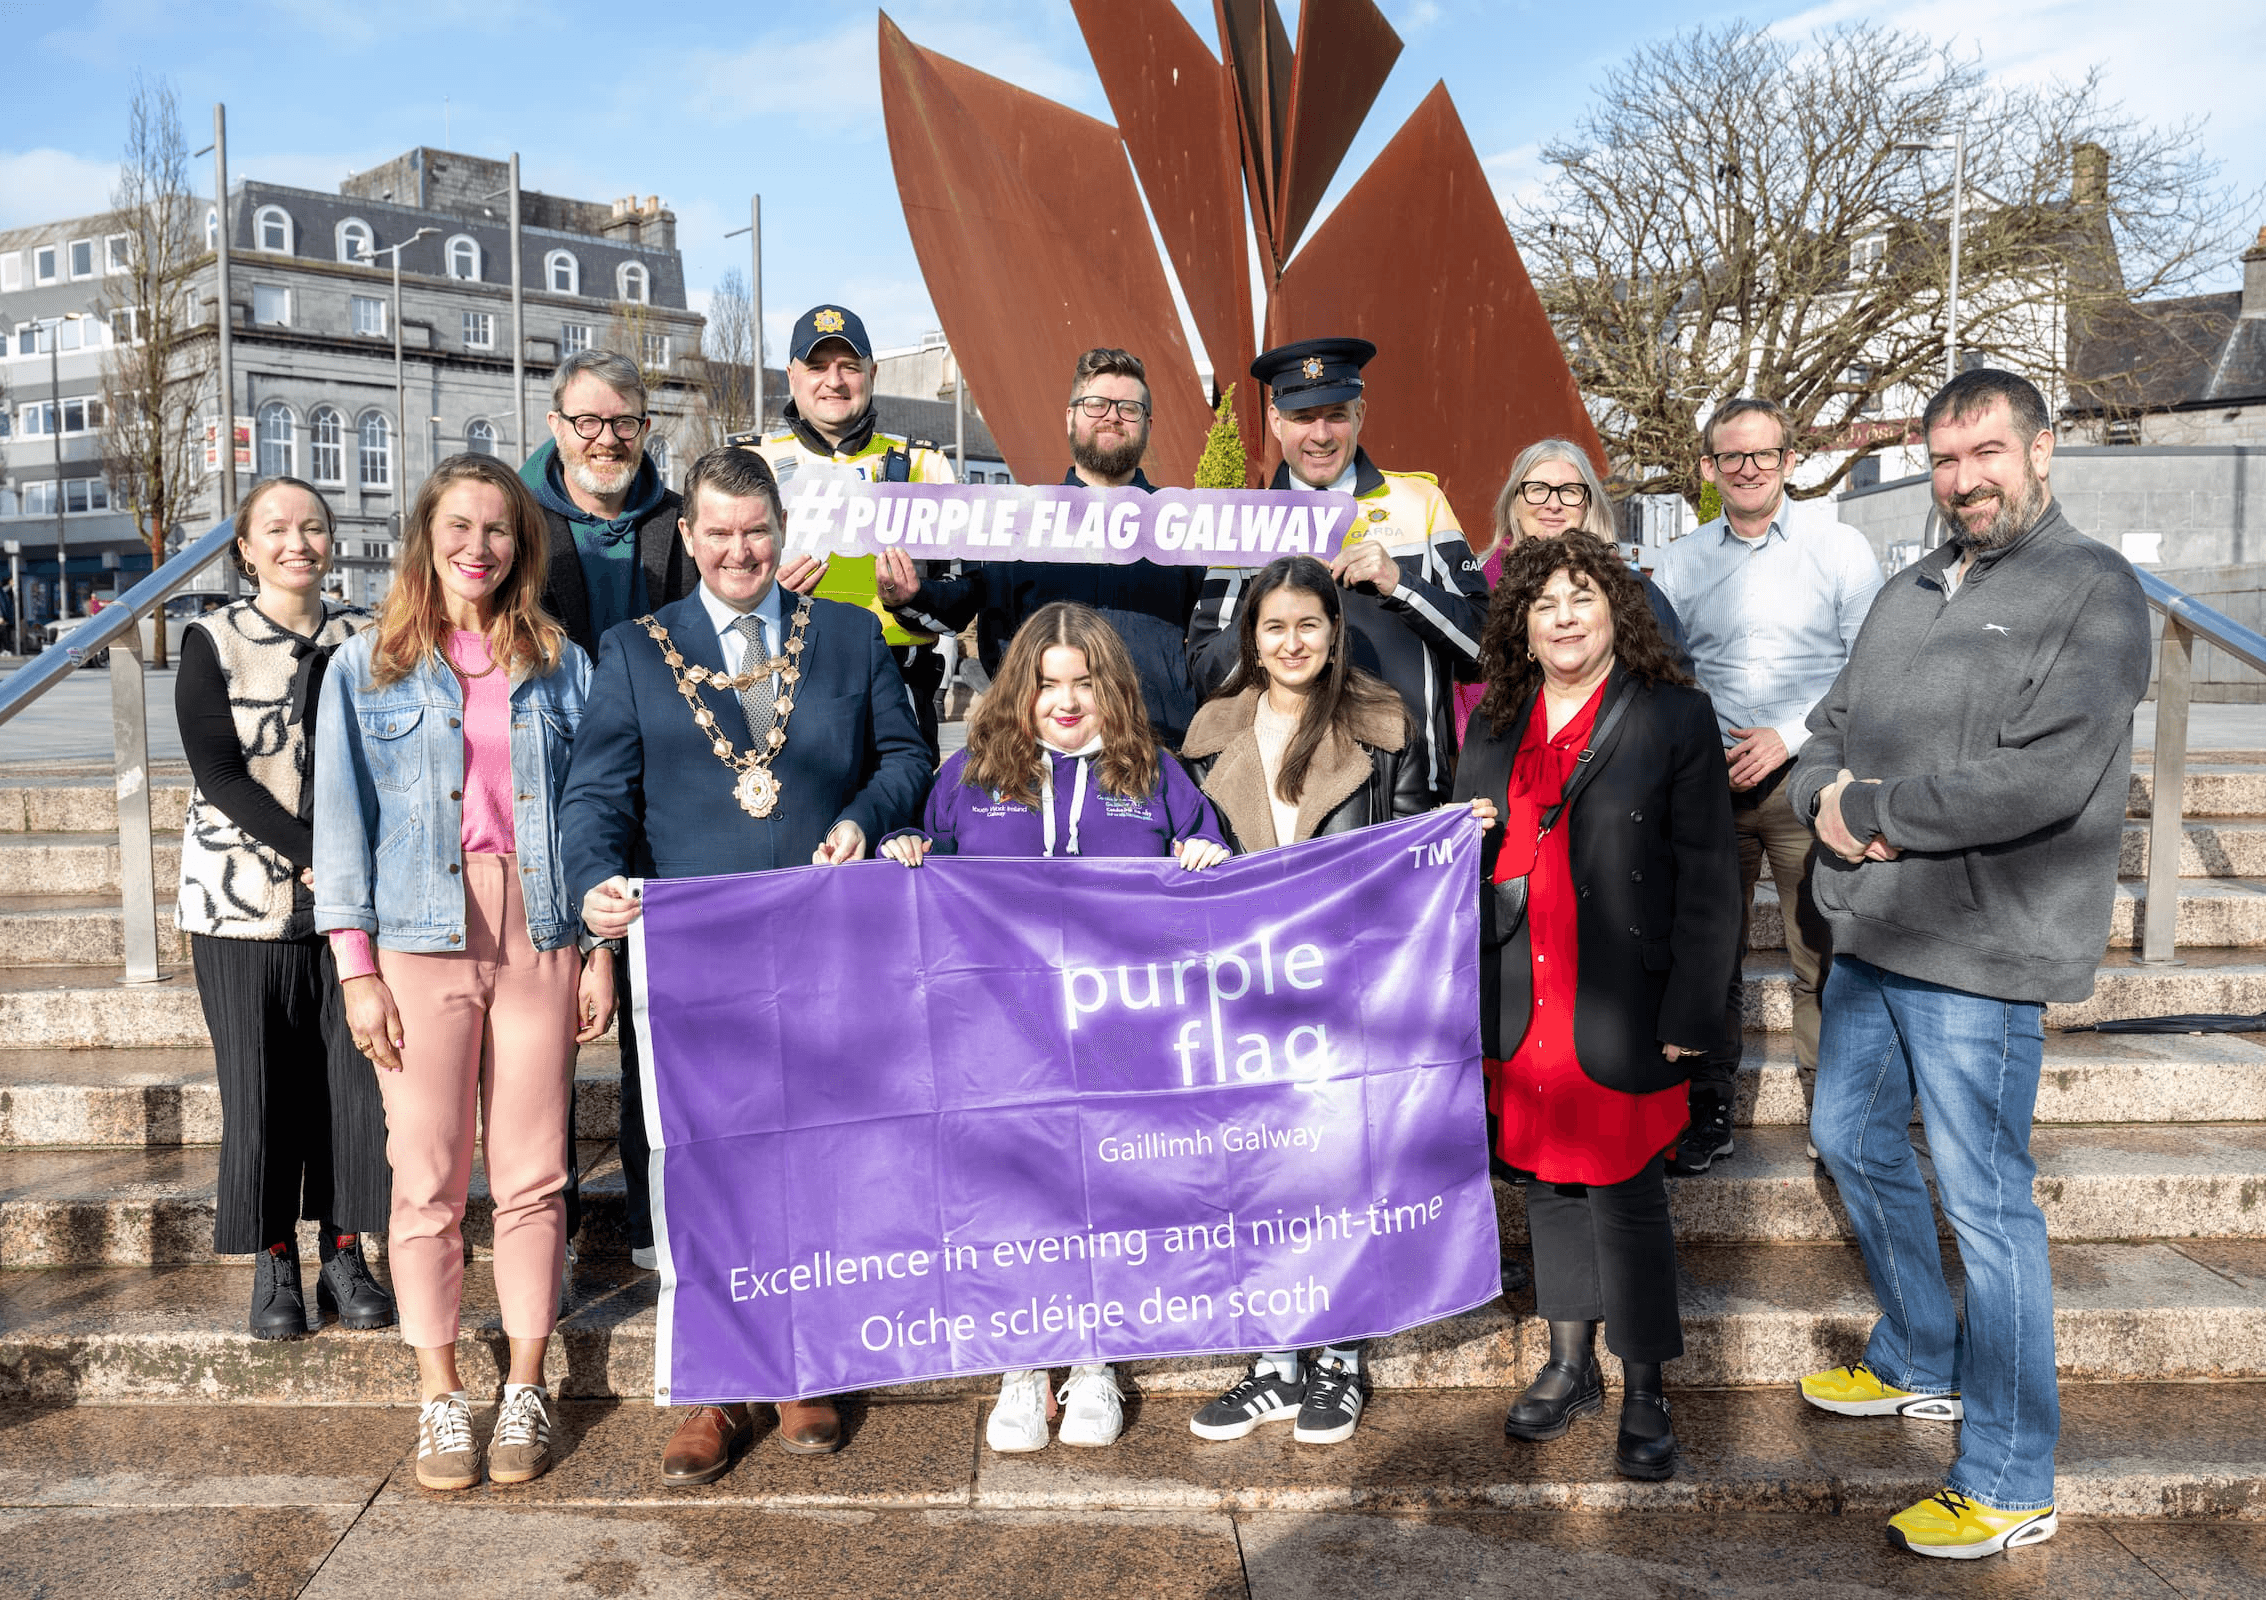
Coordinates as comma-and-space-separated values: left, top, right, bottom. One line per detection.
731, 613, 776, 747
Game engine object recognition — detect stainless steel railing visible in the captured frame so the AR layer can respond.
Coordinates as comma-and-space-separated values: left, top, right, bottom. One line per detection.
2135, 568, 2266, 965
0, 516, 236, 983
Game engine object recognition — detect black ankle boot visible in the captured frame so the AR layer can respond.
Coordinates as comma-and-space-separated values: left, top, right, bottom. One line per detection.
1504, 1356, 1604, 1441
249, 1241, 308, 1340
1614, 1376, 1678, 1481
316, 1233, 397, 1331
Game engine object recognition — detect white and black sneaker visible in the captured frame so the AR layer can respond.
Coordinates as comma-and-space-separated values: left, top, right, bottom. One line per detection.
1293, 1355, 1364, 1444
1189, 1361, 1304, 1441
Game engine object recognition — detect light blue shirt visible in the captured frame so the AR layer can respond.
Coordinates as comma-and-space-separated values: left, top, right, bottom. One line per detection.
1651, 506, 1885, 756
699, 579, 787, 686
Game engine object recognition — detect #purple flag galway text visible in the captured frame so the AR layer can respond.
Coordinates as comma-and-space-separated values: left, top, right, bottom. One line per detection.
631, 810, 1498, 1404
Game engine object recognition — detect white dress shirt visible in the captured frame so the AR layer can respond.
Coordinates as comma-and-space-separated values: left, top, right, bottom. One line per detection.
1651, 504, 1885, 757
698, 579, 788, 688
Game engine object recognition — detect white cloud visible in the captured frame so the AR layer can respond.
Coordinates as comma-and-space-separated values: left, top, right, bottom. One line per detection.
1482, 141, 1549, 214
0, 148, 121, 229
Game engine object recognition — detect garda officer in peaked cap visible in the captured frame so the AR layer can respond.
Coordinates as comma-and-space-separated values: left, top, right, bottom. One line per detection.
731, 303, 957, 754
1186, 337, 1488, 800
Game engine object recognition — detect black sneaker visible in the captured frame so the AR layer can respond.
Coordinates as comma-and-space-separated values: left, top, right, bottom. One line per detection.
1666, 1092, 1734, 1176
249, 1242, 308, 1340
1189, 1362, 1305, 1441
1293, 1356, 1364, 1445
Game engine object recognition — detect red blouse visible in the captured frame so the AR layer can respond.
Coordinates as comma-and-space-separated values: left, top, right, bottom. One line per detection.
1486, 683, 1690, 1186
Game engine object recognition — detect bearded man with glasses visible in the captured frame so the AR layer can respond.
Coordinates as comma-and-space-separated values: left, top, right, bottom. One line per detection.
874, 347, 1205, 744
1649, 397, 1884, 1176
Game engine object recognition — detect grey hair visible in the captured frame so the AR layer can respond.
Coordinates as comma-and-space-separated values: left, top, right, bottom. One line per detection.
1492, 439, 1617, 548
1921, 368, 2050, 444
550, 348, 648, 416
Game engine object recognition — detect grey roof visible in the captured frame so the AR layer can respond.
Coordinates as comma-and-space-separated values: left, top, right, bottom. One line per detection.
2066, 289, 2265, 416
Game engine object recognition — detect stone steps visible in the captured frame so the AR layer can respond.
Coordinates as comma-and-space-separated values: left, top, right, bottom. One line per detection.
0, 835, 183, 897
5, 1241, 2262, 1405
0, 896, 190, 965
2121, 818, 2266, 878
9, 1125, 2266, 1268
1739, 947, 2266, 1030
1746, 875, 2266, 950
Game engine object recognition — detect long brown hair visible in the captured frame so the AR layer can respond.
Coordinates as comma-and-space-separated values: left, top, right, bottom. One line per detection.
1476, 531, 1690, 736
371, 453, 564, 686
963, 602, 1159, 808
1217, 555, 1409, 803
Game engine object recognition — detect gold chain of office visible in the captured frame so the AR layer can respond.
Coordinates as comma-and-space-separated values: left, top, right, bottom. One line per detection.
636, 598, 814, 820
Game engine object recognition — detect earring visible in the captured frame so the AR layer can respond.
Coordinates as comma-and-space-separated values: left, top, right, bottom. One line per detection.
1526, 648, 1537, 662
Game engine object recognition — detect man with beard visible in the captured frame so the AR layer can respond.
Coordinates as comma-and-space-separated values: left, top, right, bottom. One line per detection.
873, 348, 1205, 744
1187, 337, 1487, 801
1788, 370, 2150, 1560
736, 304, 955, 754
529, 349, 697, 658
527, 349, 699, 1279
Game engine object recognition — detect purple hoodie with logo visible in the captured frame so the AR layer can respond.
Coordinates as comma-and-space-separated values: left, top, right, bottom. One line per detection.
905, 743, 1224, 860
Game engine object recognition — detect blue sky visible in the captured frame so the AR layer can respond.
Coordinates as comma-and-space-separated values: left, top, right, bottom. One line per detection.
5, 0, 2260, 365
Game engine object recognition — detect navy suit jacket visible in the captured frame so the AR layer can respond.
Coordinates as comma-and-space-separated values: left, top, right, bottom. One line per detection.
560, 590, 931, 903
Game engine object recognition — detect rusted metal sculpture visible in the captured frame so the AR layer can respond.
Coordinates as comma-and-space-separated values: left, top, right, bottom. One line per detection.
880, 2, 1601, 545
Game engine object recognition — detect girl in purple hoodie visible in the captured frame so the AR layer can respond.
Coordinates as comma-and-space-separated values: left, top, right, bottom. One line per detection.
880, 600, 1226, 1454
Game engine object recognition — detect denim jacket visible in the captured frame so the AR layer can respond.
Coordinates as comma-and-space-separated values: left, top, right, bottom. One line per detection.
313, 630, 591, 953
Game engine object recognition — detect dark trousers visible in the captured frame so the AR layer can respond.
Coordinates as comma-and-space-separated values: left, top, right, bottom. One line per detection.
192, 932, 391, 1253
895, 644, 944, 761
617, 955, 655, 1252
1524, 1154, 1684, 1363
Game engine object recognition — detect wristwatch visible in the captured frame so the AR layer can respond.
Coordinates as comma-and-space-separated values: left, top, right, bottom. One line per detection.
1807, 787, 1824, 822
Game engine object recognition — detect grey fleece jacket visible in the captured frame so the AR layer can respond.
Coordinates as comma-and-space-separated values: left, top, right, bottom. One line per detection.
1788, 500, 2151, 1003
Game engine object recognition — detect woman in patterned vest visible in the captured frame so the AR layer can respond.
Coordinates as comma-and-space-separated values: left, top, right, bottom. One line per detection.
175, 476, 394, 1339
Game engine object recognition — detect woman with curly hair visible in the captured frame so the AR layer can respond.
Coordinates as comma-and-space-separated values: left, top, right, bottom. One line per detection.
880, 600, 1226, 1454
1449, 531, 1739, 1481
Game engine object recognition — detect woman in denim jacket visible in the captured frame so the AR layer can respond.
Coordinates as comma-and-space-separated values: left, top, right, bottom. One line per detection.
315, 453, 609, 1492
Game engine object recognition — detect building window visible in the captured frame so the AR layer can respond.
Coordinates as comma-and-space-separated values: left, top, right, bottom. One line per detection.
205, 209, 218, 251
252, 284, 290, 326
253, 205, 293, 254
34, 245, 58, 284
1849, 232, 1887, 276
647, 435, 670, 480
23, 481, 57, 516
446, 235, 480, 281
104, 234, 131, 274
351, 295, 387, 337
462, 311, 494, 350
466, 419, 497, 457
19, 403, 53, 436
67, 239, 94, 279
62, 478, 109, 514
57, 317, 87, 351
359, 540, 392, 562
109, 307, 141, 345
0, 252, 18, 292
60, 397, 103, 433
358, 413, 392, 488
561, 322, 591, 356
617, 261, 648, 304
257, 402, 295, 478
310, 407, 344, 483
337, 218, 374, 264
1847, 454, 1882, 491
2104, 417, 2143, 445
545, 250, 578, 295
642, 332, 670, 369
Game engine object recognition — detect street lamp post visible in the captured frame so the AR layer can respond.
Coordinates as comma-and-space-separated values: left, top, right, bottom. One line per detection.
723, 195, 764, 434
44, 312, 89, 623
362, 228, 441, 518
480, 160, 528, 461
1892, 127, 1969, 387
193, 104, 241, 597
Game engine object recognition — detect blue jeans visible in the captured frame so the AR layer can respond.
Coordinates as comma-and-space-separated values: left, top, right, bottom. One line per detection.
1811, 956, 2057, 1511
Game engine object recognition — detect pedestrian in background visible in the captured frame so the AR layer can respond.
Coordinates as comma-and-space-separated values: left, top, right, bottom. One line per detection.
1652, 399, 1883, 1174
177, 475, 393, 1341
1791, 370, 2150, 1558
316, 453, 609, 1491
1454, 531, 1740, 1483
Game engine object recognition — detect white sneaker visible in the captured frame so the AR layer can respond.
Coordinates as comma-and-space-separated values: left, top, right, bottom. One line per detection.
630, 1245, 658, 1271
1056, 1363, 1124, 1448
986, 1367, 1051, 1453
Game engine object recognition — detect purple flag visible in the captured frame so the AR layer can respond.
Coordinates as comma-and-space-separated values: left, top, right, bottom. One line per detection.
631, 809, 1497, 1404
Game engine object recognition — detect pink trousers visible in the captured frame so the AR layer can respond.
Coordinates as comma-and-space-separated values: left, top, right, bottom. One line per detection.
373, 852, 577, 1348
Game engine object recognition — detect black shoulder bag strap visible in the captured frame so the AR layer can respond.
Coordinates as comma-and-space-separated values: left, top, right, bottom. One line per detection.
1484, 683, 1638, 948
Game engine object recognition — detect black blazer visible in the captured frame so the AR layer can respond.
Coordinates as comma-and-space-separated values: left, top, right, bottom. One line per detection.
1450, 669, 1741, 1096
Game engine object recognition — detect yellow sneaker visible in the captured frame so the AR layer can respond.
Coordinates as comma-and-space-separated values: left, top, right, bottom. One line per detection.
1888, 1488, 2058, 1559
1798, 1362, 1962, 1420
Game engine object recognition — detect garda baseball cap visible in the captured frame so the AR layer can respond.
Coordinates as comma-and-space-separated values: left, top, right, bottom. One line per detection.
789, 304, 873, 363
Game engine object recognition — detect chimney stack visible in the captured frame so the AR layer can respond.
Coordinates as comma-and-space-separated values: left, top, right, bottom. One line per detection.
2243, 226, 2266, 319
2072, 142, 2110, 209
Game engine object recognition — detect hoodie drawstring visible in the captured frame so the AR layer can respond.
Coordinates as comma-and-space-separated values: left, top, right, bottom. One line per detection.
1037, 740, 1102, 857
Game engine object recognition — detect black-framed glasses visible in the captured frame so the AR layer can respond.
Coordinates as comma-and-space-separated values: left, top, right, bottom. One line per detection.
1709, 447, 1788, 473
1071, 396, 1151, 421
561, 412, 649, 442
1515, 479, 1592, 508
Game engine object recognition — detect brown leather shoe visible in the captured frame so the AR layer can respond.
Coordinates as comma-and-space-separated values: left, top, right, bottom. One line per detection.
661, 1403, 751, 1486
775, 1397, 843, 1455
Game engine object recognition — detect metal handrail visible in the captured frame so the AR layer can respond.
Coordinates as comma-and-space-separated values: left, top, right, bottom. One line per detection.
0, 515, 235, 983
2134, 569, 2266, 964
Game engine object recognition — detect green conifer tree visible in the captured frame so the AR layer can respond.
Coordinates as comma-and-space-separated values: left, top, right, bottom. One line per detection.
1194, 388, 1249, 489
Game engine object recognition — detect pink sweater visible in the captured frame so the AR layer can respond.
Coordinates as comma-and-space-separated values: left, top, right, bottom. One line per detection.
331, 631, 517, 980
